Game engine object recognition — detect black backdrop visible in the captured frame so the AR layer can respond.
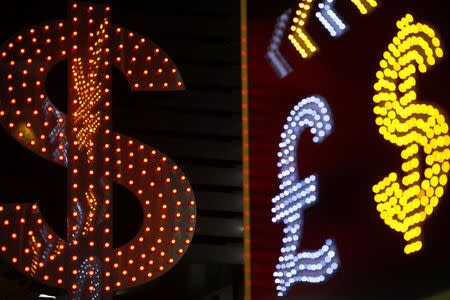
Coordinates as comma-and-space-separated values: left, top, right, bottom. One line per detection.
0, 0, 244, 299
248, 0, 450, 299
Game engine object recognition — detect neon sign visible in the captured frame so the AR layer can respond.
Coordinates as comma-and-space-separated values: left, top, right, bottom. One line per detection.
350, 0, 378, 15
288, 0, 318, 59
272, 96, 339, 297
0, 2, 196, 299
266, 9, 294, 79
267, 0, 378, 78
372, 14, 448, 254
316, 0, 347, 38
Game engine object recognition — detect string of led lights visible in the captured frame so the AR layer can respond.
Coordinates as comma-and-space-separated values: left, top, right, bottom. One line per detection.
316, 0, 347, 37
350, 0, 377, 15
240, 0, 252, 298
272, 96, 339, 297
73, 258, 101, 300
266, 9, 293, 78
28, 219, 64, 277
43, 98, 68, 165
71, 20, 107, 164
289, 0, 319, 59
0, 3, 196, 297
372, 14, 448, 254
268, 0, 379, 77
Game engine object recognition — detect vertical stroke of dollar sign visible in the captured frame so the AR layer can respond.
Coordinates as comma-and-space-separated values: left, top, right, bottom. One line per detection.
0, 2, 196, 299
272, 96, 339, 297
372, 14, 448, 254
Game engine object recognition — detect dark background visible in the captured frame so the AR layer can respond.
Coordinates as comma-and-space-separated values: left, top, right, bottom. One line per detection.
248, 0, 450, 300
0, 0, 243, 299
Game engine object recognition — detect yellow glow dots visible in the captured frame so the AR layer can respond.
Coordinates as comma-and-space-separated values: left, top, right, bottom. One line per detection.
72, 22, 108, 161
350, 0, 378, 15
288, 0, 318, 58
372, 14, 447, 255
0, 3, 194, 296
82, 190, 97, 236
269, 0, 379, 73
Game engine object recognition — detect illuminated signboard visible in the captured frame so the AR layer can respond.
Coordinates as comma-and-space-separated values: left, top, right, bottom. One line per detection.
266, 9, 294, 79
316, 0, 347, 38
372, 14, 448, 254
0, 2, 196, 299
272, 96, 339, 296
267, 0, 378, 78
245, 0, 450, 299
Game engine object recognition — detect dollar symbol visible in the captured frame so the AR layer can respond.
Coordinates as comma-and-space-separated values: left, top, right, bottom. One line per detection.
0, 2, 196, 299
372, 14, 448, 254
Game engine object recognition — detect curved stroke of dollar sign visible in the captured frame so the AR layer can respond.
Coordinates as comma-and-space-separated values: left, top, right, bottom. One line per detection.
272, 96, 339, 297
0, 2, 196, 299
372, 14, 448, 255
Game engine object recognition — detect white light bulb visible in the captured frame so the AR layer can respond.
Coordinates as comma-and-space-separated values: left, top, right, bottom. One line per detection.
272, 96, 340, 297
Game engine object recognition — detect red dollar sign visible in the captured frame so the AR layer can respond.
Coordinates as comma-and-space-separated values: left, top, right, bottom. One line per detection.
0, 2, 196, 299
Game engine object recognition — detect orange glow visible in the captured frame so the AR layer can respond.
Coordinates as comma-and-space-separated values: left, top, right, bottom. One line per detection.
0, 2, 195, 297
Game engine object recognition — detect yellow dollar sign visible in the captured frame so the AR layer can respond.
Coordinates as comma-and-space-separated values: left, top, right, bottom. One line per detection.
372, 14, 448, 255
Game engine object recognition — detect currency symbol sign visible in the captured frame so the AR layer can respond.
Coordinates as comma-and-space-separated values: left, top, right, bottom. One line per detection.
0, 2, 196, 299
372, 14, 448, 254
272, 96, 339, 297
